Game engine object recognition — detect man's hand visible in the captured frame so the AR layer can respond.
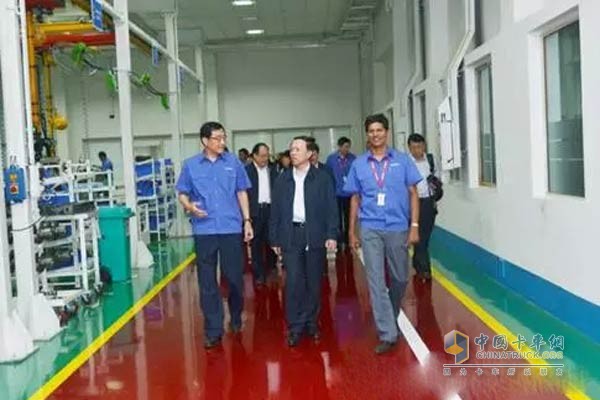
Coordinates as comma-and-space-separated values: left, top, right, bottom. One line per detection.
244, 221, 254, 242
349, 232, 361, 251
271, 246, 282, 257
407, 226, 420, 246
325, 239, 337, 251
187, 204, 208, 219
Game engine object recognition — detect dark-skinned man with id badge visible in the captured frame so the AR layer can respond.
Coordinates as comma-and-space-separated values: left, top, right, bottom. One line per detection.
344, 113, 422, 355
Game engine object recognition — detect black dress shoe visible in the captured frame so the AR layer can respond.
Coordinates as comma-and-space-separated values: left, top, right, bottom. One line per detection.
287, 333, 301, 347
374, 340, 397, 355
204, 337, 222, 349
306, 326, 321, 341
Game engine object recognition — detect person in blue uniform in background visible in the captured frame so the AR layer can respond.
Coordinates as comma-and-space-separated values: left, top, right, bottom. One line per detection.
176, 121, 254, 349
98, 151, 113, 171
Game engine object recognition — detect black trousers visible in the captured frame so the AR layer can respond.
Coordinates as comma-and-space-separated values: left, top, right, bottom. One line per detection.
283, 224, 325, 335
337, 196, 351, 245
194, 234, 243, 340
251, 205, 276, 283
413, 197, 437, 274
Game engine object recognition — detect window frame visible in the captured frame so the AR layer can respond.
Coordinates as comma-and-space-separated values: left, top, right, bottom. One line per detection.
475, 60, 497, 187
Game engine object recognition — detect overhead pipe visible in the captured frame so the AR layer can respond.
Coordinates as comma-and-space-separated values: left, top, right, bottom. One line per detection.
71, 0, 152, 55
97, 0, 201, 82
445, 0, 475, 169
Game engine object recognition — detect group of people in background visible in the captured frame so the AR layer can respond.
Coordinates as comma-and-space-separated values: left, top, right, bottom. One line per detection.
176, 113, 441, 354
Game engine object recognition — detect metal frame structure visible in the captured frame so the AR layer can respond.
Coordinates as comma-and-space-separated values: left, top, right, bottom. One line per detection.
39, 211, 101, 309
1, 0, 196, 361
1, 0, 61, 345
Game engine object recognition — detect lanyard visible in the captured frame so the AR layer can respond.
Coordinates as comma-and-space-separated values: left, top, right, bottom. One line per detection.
369, 159, 390, 189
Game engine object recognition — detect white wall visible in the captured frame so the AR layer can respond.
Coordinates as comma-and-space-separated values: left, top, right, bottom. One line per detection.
376, 0, 600, 305
215, 43, 363, 148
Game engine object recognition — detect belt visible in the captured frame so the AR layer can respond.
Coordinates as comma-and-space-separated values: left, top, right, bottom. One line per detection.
258, 203, 271, 208
292, 222, 305, 228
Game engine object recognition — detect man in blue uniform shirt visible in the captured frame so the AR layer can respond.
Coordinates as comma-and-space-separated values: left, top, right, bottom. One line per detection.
98, 151, 113, 171
326, 136, 356, 248
176, 121, 254, 349
344, 113, 422, 355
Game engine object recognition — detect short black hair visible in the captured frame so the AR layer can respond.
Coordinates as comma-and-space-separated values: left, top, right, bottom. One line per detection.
280, 150, 290, 158
98, 151, 107, 159
199, 121, 225, 140
338, 136, 351, 146
292, 135, 312, 150
238, 148, 249, 156
364, 113, 389, 132
307, 141, 319, 154
407, 133, 426, 145
251, 143, 269, 155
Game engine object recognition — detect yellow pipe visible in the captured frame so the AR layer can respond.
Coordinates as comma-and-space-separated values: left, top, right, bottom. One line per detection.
42, 52, 55, 157
26, 12, 42, 133
38, 22, 95, 35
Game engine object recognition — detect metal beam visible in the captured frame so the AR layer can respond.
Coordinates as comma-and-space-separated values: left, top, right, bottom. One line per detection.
114, 0, 139, 266
99, 0, 201, 83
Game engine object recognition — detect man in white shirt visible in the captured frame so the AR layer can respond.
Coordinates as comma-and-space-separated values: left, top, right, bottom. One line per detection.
408, 133, 438, 281
269, 136, 338, 347
246, 143, 278, 286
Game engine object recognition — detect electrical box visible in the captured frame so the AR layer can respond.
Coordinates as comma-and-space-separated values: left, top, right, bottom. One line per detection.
4, 165, 27, 204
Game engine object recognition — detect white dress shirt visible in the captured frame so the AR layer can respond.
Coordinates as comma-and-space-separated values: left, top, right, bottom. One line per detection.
255, 162, 271, 204
411, 155, 432, 198
292, 166, 308, 223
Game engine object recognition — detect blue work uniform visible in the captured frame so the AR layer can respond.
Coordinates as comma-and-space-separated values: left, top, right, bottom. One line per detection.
325, 151, 356, 244
175, 151, 252, 341
343, 148, 422, 343
101, 159, 114, 171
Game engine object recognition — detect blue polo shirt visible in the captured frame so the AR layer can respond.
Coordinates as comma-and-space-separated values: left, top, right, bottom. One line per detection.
325, 151, 356, 197
101, 159, 113, 171
176, 151, 251, 235
343, 149, 422, 232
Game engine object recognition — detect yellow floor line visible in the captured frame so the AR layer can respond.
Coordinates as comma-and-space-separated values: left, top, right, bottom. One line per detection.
432, 265, 590, 400
28, 253, 196, 400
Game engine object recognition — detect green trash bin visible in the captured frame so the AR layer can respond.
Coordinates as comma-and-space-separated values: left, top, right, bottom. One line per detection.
98, 206, 134, 282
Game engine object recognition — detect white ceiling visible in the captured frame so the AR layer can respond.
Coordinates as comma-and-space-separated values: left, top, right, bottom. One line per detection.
126, 0, 380, 47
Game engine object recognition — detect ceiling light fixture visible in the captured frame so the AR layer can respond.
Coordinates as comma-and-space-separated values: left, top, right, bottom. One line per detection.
232, 0, 255, 6
246, 29, 264, 35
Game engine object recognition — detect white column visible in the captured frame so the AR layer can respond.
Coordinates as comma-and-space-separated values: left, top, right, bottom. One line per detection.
204, 52, 220, 121
114, 0, 139, 264
165, 12, 182, 169
0, 0, 60, 342
164, 12, 185, 235
194, 45, 206, 123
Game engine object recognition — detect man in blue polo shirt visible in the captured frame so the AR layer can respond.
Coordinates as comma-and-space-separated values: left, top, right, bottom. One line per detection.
326, 136, 356, 248
176, 121, 254, 349
344, 113, 422, 355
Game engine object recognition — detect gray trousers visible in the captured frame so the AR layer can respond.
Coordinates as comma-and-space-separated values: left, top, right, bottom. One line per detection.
361, 227, 409, 342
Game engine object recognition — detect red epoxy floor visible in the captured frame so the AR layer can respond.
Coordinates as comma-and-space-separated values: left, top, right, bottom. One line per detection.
49, 250, 569, 400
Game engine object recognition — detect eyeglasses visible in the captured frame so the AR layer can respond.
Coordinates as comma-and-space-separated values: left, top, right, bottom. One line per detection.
209, 135, 227, 143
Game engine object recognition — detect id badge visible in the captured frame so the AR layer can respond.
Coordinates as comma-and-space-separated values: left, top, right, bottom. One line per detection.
377, 192, 386, 207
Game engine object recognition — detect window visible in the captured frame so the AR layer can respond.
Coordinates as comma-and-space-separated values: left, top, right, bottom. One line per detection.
477, 62, 496, 186
544, 21, 583, 197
